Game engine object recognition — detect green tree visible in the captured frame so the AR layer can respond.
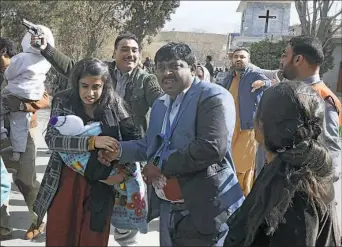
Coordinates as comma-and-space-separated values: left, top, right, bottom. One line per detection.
0, 0, 180, 94
0, 1, 56, 44
249, 39, 286, 70
122, 1, 180, 47
48, 1, 126, 59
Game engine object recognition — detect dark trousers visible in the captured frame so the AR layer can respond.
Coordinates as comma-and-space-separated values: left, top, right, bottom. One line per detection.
159, 201, 227, 246
1, 128, 40, 226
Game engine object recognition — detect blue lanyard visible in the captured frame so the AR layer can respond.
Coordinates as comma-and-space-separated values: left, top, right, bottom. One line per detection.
164, 99, 174, 138
154, 98, 183, 168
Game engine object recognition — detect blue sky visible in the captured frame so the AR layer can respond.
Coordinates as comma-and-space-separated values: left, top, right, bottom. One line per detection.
162, 1, 301, 34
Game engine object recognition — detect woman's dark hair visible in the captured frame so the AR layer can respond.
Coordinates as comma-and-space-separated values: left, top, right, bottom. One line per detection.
154, 42, 196, 66
0, 37, 17, 58
197, 65, 204, 73
68, 58, 118, 120
243, 81, 332, 245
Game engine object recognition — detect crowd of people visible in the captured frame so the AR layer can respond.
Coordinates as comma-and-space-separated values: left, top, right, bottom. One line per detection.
0, 22, 341, 247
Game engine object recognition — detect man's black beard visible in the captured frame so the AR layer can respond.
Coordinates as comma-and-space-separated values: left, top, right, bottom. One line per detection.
282, 70, 296, 80
233, 65, 246, 72
277, 70, 284, 81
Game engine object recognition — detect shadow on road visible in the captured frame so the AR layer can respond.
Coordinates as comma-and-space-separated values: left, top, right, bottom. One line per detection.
9, 211, 30, 230
9, 199, 27, 207
148, 220, 160, 233
35, 164, 48, 174
36, 150, 52, 158
7, 229, 27, 241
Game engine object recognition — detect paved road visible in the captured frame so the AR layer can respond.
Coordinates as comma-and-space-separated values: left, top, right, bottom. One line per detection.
1, 109, 341, 246
1, 109, 159, 246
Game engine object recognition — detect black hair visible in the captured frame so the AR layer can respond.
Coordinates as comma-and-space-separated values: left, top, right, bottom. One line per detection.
206, 55, 212, 61
233, 47, 250, 55
289, 35, 324, 65
114, 33, 139, 49
239, 81, 333, 245
197, 65, 204, 73
0, 37, 17, 58
68, 58, 118, 120
154, 42, 196, 66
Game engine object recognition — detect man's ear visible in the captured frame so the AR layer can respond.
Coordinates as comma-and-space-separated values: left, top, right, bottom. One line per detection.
293, 54, 304, 65
190, 64, 197, 73
112, 48, 117, 59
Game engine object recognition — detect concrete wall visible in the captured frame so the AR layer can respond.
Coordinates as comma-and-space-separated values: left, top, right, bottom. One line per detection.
145, 31, 229, 67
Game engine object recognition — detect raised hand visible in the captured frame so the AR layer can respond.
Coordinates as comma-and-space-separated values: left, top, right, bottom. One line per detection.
30, 34, 47, 51
251, 80, 266, 92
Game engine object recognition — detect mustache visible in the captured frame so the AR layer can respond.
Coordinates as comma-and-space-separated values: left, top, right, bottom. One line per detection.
124, 55, 135, 60
163, 76, 176, 81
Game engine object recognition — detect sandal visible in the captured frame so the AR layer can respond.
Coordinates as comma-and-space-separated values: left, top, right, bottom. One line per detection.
24, 222, 46, 240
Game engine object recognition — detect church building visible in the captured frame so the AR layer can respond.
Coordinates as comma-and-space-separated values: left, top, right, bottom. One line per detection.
227, 0, 291, 50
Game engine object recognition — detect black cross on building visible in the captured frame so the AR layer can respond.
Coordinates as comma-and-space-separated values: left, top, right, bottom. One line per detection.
259, 10, 276, 33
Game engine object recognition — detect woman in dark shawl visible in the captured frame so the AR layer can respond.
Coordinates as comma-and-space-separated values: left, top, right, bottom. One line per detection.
224, 81, 341, 247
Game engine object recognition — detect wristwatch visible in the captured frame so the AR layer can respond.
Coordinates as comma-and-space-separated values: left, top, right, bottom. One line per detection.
19, 102, 25, 111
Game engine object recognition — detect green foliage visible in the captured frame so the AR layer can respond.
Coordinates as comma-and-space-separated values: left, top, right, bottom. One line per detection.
0, 1, 55, 45
122, 1, 180, 47
249, 39, 286, 70
0, 0, 179, 58
0, 0, 179, 94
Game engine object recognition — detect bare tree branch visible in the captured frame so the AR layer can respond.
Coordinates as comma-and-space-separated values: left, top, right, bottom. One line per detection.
311, 0, 318, 35
319, 0, 324, 19
330, 23, 342, 37
329, 10, 342, 22
328, 0, 334, 12
295, 1, 310, 34
322, 22, 341, 48
306, 0, 312, 33
296, 0, 341, 75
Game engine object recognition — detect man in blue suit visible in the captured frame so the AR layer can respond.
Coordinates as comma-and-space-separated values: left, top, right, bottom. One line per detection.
99, 42, 244, 246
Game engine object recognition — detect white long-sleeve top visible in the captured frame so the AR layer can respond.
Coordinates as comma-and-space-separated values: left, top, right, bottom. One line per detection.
5, 25, 54, 100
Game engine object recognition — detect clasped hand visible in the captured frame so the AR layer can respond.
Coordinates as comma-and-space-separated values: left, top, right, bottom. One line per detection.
96, 138, 122, 185
96, 139, 163, 185
96, 138, 120, 166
